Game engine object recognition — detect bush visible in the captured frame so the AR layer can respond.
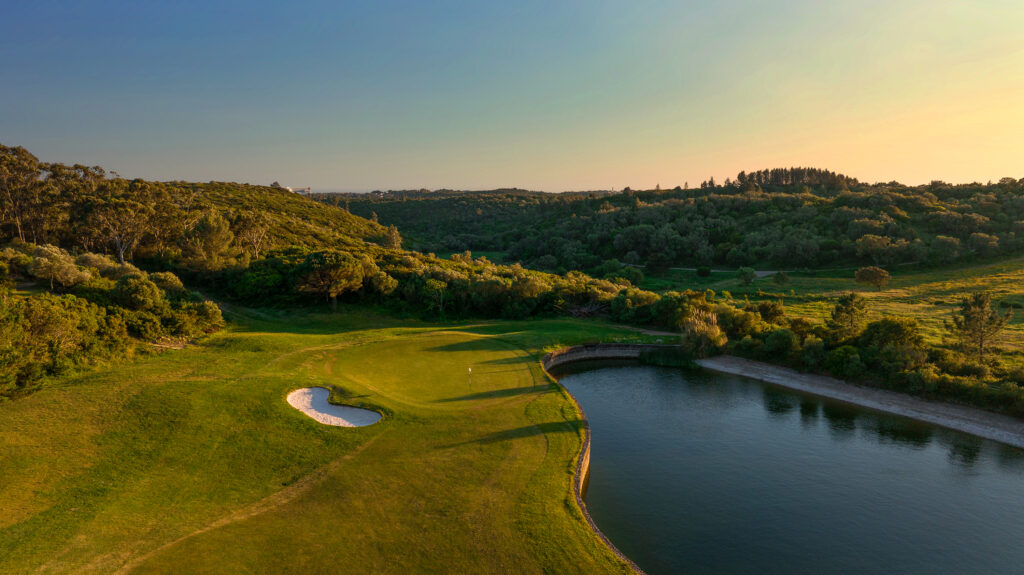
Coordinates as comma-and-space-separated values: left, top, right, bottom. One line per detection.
734, 335, 764, 358
113, 274, 166, 312
696, 266, 711, 277
826, 346, 866, 378
125, 310, 165, 340
801, 335, 827, 369
764, 328, 800, 357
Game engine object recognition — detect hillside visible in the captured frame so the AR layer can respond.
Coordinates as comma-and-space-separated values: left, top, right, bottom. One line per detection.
322, 169, 1024, 275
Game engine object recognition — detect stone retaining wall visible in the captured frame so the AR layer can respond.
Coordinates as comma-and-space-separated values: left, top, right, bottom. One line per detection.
540, 344, 675, 575
543, 343, 676, 372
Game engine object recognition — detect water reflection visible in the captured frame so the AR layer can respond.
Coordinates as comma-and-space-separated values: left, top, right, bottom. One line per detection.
821, 402, 858, 439
945, 434, 984, 470
996, 443, 1024, 471
763, 387, 796, 417
559, 364, 1024, 575
799, 399, 819, 427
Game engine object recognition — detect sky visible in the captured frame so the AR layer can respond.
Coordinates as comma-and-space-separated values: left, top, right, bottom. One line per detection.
2, 0, 1022, 192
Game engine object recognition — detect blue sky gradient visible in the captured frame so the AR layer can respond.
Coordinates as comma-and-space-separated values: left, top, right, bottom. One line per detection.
2, 1, 1022, 191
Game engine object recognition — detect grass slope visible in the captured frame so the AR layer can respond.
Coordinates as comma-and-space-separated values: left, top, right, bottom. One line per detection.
645, 258, 1024, 361
0, 308, 645, 574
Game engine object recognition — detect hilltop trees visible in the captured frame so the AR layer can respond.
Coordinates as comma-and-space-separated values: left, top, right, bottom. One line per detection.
326, 170, 1024, 275
946, 292, 1012, 363
92, 180, 155, 264
0, 145, 46, 243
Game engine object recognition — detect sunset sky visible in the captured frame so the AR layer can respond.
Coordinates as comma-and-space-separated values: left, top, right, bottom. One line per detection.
3, 0, 1022, 192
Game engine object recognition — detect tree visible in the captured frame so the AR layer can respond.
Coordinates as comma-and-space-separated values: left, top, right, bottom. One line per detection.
930, 235, 960, 261
827, 292, 867, 341
0, 145, 61, 244
184, 211, 235, 271
679, 307, 727, 358
858, 317, 927, 373
296, 250, 365, 310
968, 232, 999, 255
422, 278, 448, 317
234, 211, 271, 260
855, 266, 889, 290
945, 292, 1012, 363
855, 234, 893, 264
737, 267, 757, 286
384, 224, 402, 250
91, 180, 155, 264
29, 245, 91, 290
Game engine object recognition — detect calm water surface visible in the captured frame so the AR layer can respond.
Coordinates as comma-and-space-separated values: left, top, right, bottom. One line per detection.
555, 363, 1024, 575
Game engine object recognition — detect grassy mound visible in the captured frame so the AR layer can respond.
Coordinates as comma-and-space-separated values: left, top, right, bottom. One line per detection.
0, 309, 642, 574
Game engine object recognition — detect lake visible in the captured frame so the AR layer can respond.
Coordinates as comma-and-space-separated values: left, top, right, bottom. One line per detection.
554, 362, 1024, 575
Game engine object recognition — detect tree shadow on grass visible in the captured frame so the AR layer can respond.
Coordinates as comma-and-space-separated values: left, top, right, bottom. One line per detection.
437, 384, 553, 403
426, 338, 519, 352
443, 421, 581, 447
478, 355, 534, 365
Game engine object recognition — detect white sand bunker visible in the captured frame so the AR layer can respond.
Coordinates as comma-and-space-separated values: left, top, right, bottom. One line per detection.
287, 387, 382, 427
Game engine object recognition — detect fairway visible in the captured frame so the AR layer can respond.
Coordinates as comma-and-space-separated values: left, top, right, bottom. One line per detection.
0, 310, 638, 574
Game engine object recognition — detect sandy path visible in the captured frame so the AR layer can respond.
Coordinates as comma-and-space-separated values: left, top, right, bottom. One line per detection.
697, 356, 1024, 449
287, 387, 381, 427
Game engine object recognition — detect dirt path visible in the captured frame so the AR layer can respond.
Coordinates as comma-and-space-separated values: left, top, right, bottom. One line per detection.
107, 433, 385, 574
698, 356, 1024, 449
669, 267, 777, 278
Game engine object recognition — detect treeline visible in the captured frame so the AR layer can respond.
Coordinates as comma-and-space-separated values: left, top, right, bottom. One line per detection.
326, 169, 1024, 273
213, 247, 631, 320
1, 243, 223, 398
0, 144, 384, 271
3, 144, 1020, 418
610, 288, 1024, 417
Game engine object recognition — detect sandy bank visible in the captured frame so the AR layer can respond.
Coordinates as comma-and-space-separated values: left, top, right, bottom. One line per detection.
286, 387, 381, 427
697, 356, 1024, 450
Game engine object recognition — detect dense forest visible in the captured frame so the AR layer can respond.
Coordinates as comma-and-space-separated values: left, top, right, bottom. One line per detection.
321, 168, 1024, 274
2, 145, 1022, 418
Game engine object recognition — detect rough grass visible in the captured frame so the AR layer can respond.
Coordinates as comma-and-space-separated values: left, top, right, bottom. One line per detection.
0, 309, 646, 574
646, 258, 1024, 365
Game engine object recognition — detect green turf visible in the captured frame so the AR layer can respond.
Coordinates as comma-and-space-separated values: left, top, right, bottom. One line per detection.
0, 308, 650, 574
645, 258, 1024, 363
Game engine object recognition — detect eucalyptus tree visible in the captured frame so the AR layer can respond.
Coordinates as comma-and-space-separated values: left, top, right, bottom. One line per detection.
91, 180, 155, 264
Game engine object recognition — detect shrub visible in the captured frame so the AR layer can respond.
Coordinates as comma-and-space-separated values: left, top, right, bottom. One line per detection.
764, 328, 800, 357
826, 346, 866, 378
734, 335, 764, 357
113, 274, 166, 312
696, 266, 711, 277
737, 267, 757, 285
125, 311, 165, 340
801, 335, 827, 369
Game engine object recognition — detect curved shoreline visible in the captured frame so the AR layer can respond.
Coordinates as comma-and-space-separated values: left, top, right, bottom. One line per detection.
540, 349, 648, 575
543, 344, 1024, 575
695, 355, 1024, 450
546, 344, 1024, 448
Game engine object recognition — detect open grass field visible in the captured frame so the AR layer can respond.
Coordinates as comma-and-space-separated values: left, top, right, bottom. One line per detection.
0, 308, 650, 574
644, 258, 1024, 363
